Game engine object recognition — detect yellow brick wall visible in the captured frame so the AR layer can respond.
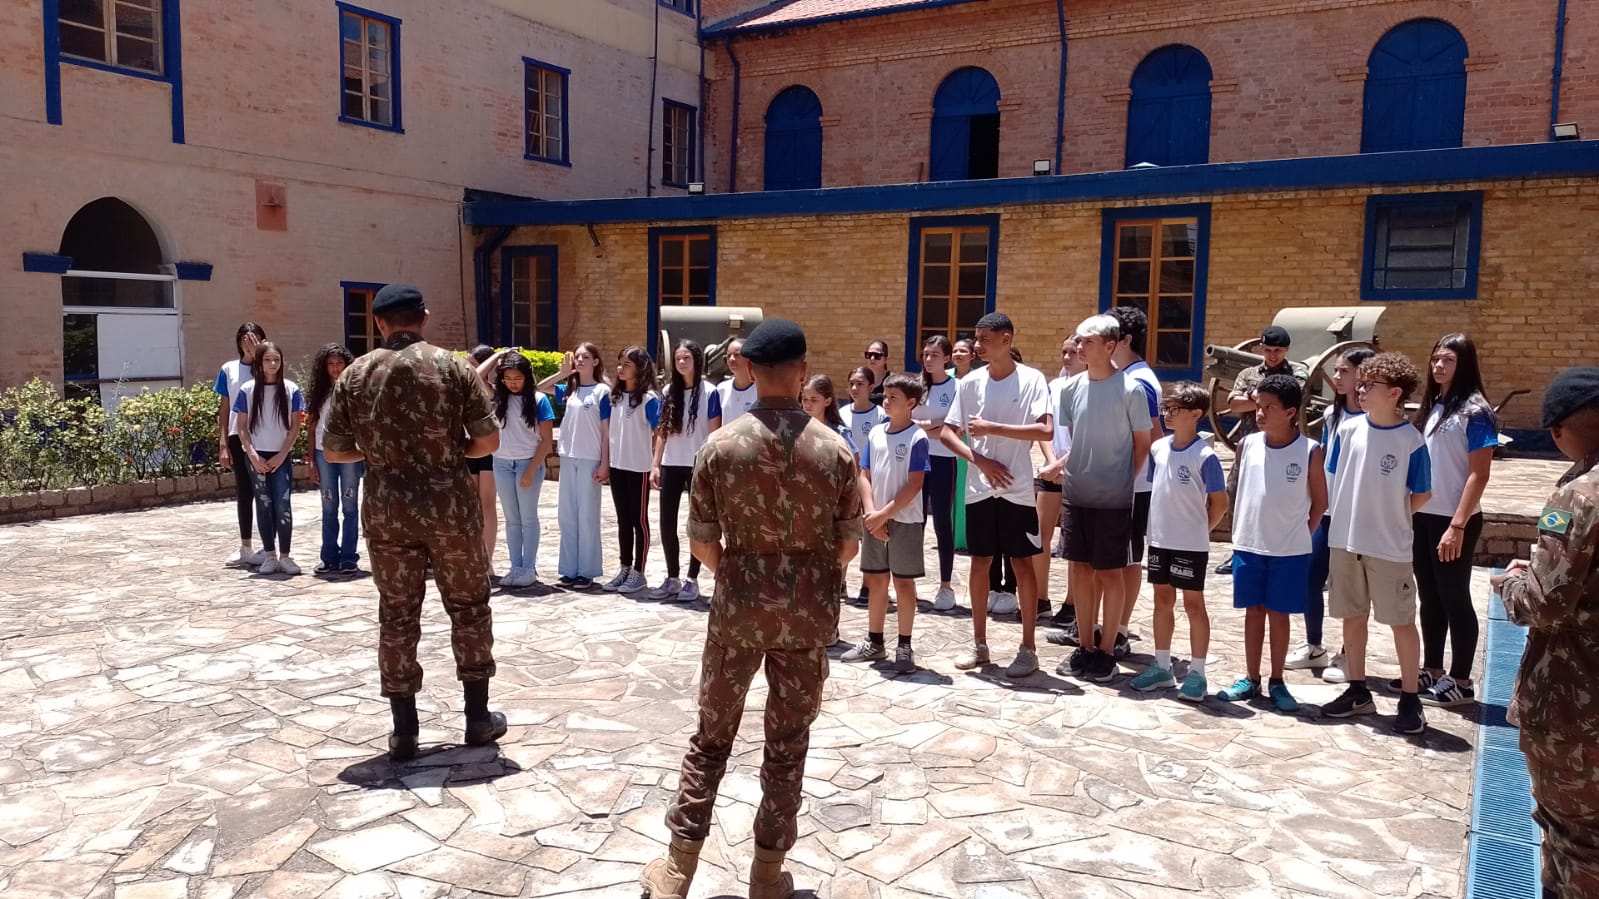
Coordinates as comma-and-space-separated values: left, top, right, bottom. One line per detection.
502, 175, 1598, 431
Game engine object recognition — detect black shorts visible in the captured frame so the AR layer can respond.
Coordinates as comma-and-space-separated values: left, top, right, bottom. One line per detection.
1062, 504, 1132, 571
1128, 491, 1151, 565
1034, 477, 1062, 494
1147, 546, 1208, 592
965, 498, 1041, 559
466, 454, 493, 475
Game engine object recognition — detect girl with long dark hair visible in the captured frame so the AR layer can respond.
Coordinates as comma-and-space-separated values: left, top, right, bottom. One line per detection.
492, 352, 556, 588
916, 335, 961, 610
233, 341, 305, 576
537, 342, 611, 588
306, 343, 363, 575
605, 346, 660, 595
217, 322, 267, 567
648, 340, 721, 602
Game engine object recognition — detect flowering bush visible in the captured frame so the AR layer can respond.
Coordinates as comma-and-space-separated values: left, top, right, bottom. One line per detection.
112, 383, 225, 479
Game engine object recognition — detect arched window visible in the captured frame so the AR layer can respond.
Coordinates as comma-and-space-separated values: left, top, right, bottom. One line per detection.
929, 67, 1001, 182
1361, 19, 1468, 153
1125, 45, 1213, 168
763, 86, 823, 191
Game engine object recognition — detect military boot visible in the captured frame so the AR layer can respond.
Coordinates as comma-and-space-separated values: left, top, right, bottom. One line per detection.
388, 695, 419, 762
463, 680, 508, 746
639, 836, 703, 899
748, 845, 794, 899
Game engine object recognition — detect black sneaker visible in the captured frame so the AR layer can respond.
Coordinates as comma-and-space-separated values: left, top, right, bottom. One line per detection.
1113, 631, 1131, 659
1322, 684, 1376, 718
1046, 621, 1080, 647
1064, 646, 1092, 676
1394, 693, 1427, 734
1051, 604, 1076, 627
1388, 671, 1437, 693
1087, 650, 1118, 684
315, 561, 335, 576
569, 576, 594, 590
1036, 599, 1053, 620
852, 589, 870, 607
557, 575, 576, 586
1214, 554, 1233, 575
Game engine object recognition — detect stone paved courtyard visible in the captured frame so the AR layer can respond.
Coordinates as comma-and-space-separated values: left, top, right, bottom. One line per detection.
0, 473, 1513, 899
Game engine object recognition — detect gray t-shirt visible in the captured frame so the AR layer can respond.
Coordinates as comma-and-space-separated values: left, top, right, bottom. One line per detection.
1058, 371, 1154, 509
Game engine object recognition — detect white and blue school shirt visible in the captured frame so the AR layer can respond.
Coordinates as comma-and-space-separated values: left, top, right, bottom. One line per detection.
495, 392, 556, 461
1146, 435, 1226, 554
717, 378, 758, 424
609, 390, 661, 473
554, 382, 610, 461
914, 375, 960, 459
661, 383, 723, 468
1123, 360, 1163, 493
1325, 416, 1431, 563
1232, 431, 1320, 558
214, 360, 252, 437
861, 422, 932, 525
1417, 400, 1497, 519
1047, 375, 1074, 461
946, 363, 1052, 507
232, 379, 305, 454
843, 402, 884, 456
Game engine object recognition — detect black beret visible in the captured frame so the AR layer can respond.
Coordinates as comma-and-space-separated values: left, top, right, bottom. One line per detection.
740, 318, 807, 366
372, 283, 426, 316
1260, 325, 1291, 348
1541, 366, 1599, 428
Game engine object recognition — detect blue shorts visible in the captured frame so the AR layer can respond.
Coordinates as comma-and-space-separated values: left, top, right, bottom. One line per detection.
1232, 550, 1311, 614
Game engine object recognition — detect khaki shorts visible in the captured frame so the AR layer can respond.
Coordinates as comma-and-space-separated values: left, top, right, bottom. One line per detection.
1328, 548, 1417, 626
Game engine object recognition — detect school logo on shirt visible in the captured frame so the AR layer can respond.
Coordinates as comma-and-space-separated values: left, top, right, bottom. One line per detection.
894, 444, 909, 460
1380, 453, 1399, 475
1176, 464, 1192, 485
1285, 462, 1302, 483
938, 394, 952, 408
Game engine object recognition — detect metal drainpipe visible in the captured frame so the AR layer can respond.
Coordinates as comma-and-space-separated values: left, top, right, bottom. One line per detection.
697, 4, 707, 187
1055, 0, 1067, 173
646, 0, 661, 196
1550, 0, 1569, 137
727, 36, 742, 193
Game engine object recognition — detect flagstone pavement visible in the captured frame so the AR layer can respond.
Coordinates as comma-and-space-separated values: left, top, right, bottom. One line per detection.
0, 484, 1494, 899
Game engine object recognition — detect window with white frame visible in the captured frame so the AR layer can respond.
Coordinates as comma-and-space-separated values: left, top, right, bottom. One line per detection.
339, 5, 400, 130
58, 0, 162, 73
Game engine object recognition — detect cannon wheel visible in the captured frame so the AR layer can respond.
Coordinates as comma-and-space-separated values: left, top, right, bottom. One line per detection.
1207, 339, 1261, 452
1207, 338, 1377, 451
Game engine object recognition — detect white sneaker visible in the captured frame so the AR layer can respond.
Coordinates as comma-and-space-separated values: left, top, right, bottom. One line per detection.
617, 569, 648, 594
277, 556, 301, 576
932, 587, 957, 611
1322, 650, 1348, 684
1285, 643, 1327, 670
645, 577, 683, 601
500, 568, 528, 588
604, 567, 631, 590
676, 579, 700, 603
225, 546, 248, 568
258, 556, 280, 575
989, 592, 1020, 615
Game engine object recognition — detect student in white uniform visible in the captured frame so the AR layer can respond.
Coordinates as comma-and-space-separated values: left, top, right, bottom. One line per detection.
843, 365, 885, 605
914, 336, 961, 610
233, 341, 306, 576
715, 338, 758, 424
306, 343, 363, 576
491, 353, 556, 589
538, 342, 611, 590
215, 322, 266, 567
606, 346, 661, 596
649, 340, 723, 603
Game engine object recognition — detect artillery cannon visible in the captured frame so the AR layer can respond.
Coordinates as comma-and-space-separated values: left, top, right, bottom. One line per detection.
657, 306, 762, 383
1203, 306, 1386, 450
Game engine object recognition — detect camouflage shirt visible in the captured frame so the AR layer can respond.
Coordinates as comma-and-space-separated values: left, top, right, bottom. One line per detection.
321, 332, 498, 540
1231, 360, 1311, 438
1502, 451, 1599, 743
688, 398, 864, 650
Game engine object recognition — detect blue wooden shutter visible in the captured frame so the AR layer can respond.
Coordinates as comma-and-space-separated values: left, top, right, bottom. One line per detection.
1126, 46, 1212, 167
930, 67, 1000, 181
929, 116, 971, 181
763, 86, 823, 190
1361, 19, 1467, 153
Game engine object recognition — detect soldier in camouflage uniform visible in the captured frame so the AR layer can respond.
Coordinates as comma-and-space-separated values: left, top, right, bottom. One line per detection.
641, 319, 863, 899
321, 284, 508, 761
1493, 366, 1599, 899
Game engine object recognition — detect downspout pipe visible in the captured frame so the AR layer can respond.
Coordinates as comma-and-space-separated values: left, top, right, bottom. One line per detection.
473, 227, 514, 345
646, 0, 661, 196
726, 36, 742, 193
697, 4, 707, 187
1551, 0, 1568, 137
1054, 0, 1067, 173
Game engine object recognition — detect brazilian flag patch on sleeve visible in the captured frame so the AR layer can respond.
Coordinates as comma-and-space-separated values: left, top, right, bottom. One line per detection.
1539, 508, 1573, 535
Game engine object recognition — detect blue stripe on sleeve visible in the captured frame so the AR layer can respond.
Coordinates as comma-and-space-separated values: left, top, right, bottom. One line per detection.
1466, 410, 1499, 452
645, 396, 661, 430
1200, 453, 1226, 492
858, 438, 872, 470
554, 383, 568, 405
213, 367, 229, 397
232, 390, 248, 414
598, 392, 611, 421
1140, 380, 1159, 417
1325, 432, 1342, 474
290, 387, 305, 413
707, 388, 722, 420
910, 436, 930, 472
537, 394, 556, 422
1406, 445, 1432, 495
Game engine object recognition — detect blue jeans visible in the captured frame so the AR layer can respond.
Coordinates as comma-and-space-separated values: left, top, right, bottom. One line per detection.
493, 456, 545, 569
314, 450, 364, 567
557, 456, 603, 578
249, 460, 293, 554
1306, 516, 1330, 646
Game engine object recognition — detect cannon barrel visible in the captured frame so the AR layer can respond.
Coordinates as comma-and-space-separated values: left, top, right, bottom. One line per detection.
658, 306, 763, 383
1203, 345, 1266, 383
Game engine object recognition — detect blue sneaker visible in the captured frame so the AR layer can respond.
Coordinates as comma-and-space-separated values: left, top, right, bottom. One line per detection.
1268, 681, 1300, 713
1216, 677, 1260, 702
1130, 665, 1176, 692
1178, 671, 1207, 702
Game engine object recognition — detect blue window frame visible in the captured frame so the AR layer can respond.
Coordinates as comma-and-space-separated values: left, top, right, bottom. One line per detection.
44, 0, 186, 142
659, 0, 694, 15
929, 67, 1001, 182
647, 227, 715, 356
341, 280, 386, 355
1098, 204, 1211, 381
500, 246, 560, 350
1361, 19, 1468, 154
764, 85, 823, 191
662, 99, 697, 188
1361, 191, 1482, 301
904, 214, 999, 371
337, 3, 402, 133
1125, 45, 1212, 168
524, 57, 570, 165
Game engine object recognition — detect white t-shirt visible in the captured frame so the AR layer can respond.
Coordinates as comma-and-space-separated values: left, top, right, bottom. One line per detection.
554, 382, 610, 461
609, 390, 661, 473
1417, 400, 1497, 519
717, 379, 758, 424
1048, 376, 1073, 460
1123, 361, 1163, 494
914, 375, 960, 459
495, 393, 555, 461
1325, 416, 1432, 563
1146, 435, 1226, 553
861, 421, 932, 524
944, 363, 1052, 508
314, 397, 331, 451
232, 379, 305, 454
843, 403, 884, 455
661, 382, 723, 468
1231, 431, 1320, 558
214, 360, 253, 438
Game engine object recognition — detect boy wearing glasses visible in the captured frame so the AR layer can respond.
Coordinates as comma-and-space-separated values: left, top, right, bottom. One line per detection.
1322, 352, 1433, 733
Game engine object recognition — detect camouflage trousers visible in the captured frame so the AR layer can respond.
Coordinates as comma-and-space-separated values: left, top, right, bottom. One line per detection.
371, 532, 496, 697
1523, 734, 1599, 896
665, 640, 829, 852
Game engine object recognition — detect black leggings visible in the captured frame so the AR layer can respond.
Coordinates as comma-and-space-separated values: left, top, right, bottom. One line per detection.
659, 465, 701, 580
228, 434, 254, 541
989, 553, 1016, 593
1413, 511, 1483, 679
926, 455, 957, 582
610, 469, 651, 570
